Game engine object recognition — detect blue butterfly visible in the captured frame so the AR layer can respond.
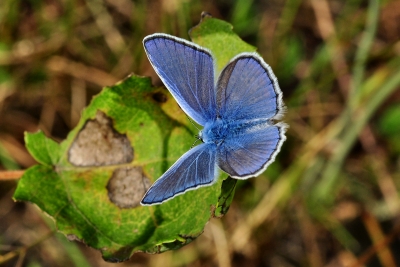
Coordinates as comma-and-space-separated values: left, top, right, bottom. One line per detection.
141, 33, 287, 206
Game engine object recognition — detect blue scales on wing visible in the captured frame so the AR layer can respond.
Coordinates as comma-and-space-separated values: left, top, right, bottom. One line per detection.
141, 144, 217, 205
143, 34, 216, 126
217, 123, 286, 179
216, 53, 283, 122
215, 54, 287, 178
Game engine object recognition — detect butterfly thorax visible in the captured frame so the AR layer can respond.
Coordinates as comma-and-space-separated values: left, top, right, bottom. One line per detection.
199, 118, 230, 146
200, 118, 272, 146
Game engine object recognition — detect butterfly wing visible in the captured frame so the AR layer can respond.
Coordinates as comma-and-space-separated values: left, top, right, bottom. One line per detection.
143, 33, 216, 126
216, 53, 287, 178
217, 122, 287, 179
141, 143, 217, 206
216, 53, 284, 121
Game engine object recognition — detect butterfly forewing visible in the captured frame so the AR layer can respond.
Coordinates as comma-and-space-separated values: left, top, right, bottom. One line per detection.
141, 143, 217, 205
143, 34, 216, 126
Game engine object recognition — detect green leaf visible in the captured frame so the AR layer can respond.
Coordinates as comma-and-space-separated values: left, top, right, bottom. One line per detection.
189, 14, 256, 73
25, 131, 60, 166
214, 177, 237, 218
14, 16, 254, 262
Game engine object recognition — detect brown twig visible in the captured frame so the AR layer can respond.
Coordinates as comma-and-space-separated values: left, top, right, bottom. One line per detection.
349, 214, 400, 267
46, 56, 119, 87
0, 170, 25, 180
0, 231, 55, 265
359, 125, 400, 216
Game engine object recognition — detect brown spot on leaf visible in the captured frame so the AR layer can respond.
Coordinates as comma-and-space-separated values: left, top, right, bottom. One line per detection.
107, 167, 151, 209
68, 111, 133, 166
66, 234, 82, 242
201, 11, 213, 20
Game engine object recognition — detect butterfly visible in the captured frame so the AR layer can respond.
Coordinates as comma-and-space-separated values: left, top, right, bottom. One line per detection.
140, 33, 287, 206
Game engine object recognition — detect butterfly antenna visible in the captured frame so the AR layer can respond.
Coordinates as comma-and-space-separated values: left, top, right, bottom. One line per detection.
186, 115, 202, 148
191, 138, 199, 149
186, 115, 200, 131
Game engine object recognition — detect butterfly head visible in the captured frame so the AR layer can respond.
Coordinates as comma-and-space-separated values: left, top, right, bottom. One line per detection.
199, 118, 229, 146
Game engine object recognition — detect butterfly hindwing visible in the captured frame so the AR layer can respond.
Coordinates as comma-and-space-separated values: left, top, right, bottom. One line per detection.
143, 34, 216, 126
217, 123, 287, 179
141, 143, 217, 205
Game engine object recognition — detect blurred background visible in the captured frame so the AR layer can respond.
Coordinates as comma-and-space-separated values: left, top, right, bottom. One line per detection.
1, 0, 400, 266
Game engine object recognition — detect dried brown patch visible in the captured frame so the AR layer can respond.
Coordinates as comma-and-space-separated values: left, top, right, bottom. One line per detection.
106, 167, 151, 208
68, 111, 133, 166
